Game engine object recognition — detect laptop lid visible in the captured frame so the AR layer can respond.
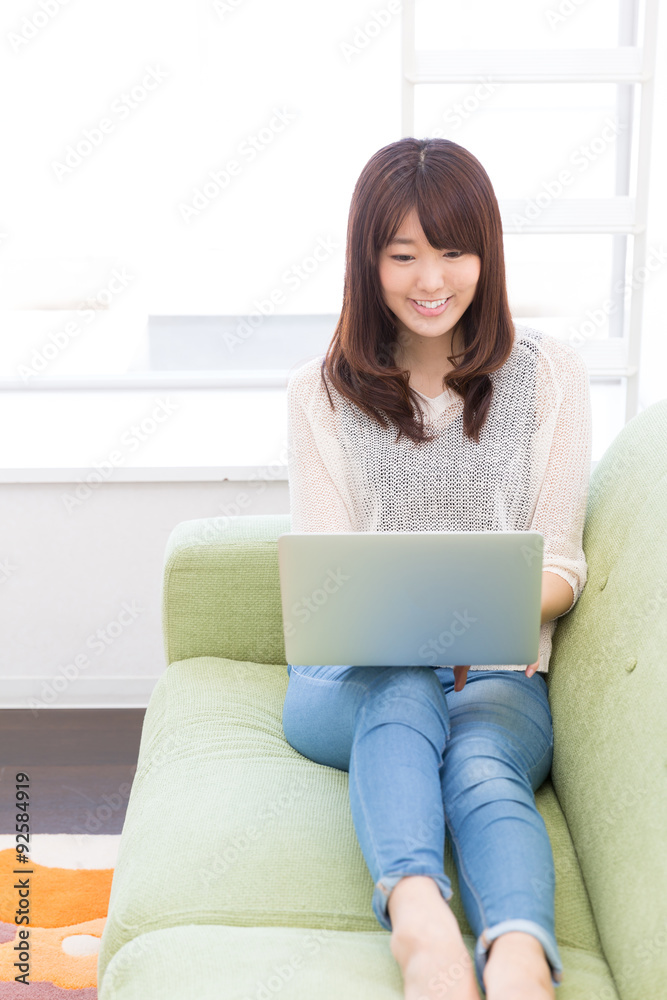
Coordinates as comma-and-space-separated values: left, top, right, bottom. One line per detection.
277, 531, 543, 667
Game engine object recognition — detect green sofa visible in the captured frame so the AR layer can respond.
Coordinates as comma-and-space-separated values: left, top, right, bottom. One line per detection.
97, 399, 667, 1000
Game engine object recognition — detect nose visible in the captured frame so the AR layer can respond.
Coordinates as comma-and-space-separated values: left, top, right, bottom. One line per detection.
414, 257, 451, 295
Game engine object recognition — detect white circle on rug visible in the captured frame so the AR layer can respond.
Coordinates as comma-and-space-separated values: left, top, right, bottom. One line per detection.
62, 934, 101, 956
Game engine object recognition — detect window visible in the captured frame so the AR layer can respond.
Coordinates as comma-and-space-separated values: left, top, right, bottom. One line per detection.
1, 0, 663, 461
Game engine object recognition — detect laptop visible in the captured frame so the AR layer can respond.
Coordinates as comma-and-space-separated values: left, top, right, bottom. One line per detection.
277, 531, 543, 667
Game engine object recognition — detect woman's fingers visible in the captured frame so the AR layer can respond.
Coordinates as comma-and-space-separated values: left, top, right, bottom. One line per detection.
453, 665, 469, 692
453, 662, 539, 687
525, 658, 540, 678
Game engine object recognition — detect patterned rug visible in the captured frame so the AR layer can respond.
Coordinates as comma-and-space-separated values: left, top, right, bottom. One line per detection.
0, 835, 119, 998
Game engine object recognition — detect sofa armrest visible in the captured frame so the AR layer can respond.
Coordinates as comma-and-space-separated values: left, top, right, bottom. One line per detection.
547, 398, 667, 1000
161, 513, 291, 667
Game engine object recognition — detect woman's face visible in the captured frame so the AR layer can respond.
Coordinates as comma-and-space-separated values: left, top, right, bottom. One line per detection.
377, 206, 481, 351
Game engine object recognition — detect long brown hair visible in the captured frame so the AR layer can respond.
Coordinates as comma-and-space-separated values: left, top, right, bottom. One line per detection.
321, 137, 514, 444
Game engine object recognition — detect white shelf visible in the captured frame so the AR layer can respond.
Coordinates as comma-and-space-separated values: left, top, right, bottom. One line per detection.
0, 466, 286, 484
500, 198, 640, 235
0, 387, 289, 483
575, 336, 637, 376
408, 48, 645, 83
0, 370, 294, 391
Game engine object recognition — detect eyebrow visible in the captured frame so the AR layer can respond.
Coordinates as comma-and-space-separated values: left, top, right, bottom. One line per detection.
386, 237, 415, 245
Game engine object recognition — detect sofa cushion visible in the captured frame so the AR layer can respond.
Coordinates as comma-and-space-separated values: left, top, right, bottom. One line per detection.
547, 399, 667, 1000
98, 657, 607, 992
100, 924, 620, 1000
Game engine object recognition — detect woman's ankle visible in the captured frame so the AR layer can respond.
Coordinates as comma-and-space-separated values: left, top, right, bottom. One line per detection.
483, 931, 555, 996
388, 875, 449, 927
388, 876, 459, 964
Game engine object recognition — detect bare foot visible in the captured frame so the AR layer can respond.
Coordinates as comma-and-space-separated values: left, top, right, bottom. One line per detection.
388, 877, 480, 1000
482, 931, 556, 1000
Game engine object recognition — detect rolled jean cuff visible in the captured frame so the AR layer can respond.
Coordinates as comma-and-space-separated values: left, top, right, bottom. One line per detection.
372, 870, 453, 932
474, 919, 564, 992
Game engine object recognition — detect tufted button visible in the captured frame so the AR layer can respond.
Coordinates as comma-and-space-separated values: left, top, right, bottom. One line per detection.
599, 576, 608, 590
625, 658, 637, 673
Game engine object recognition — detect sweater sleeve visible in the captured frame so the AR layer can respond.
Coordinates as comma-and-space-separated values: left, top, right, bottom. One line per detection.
530, 345, 593, 617
286, 362, 355, 533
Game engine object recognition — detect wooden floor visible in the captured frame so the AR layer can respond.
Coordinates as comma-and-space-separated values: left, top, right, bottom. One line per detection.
0, 709, 145, 834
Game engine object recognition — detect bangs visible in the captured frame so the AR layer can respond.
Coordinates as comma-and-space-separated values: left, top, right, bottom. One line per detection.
379, 168, 485, 258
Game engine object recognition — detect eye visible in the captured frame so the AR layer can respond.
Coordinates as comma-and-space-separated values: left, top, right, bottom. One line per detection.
389, 251, 464, 262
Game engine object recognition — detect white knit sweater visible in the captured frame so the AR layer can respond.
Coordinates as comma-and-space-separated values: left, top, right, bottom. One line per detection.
286, 324, 593, 673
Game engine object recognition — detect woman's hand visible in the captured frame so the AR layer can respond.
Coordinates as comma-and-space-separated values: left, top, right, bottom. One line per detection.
452, 666, 469, 692
451, 572, 553, 691
525, 657, 539, 678
453, 657, 539, 692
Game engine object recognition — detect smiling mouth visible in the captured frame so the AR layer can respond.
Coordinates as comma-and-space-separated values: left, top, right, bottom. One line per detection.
409, 296, 452, 315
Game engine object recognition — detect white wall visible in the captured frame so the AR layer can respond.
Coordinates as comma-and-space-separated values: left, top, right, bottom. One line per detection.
0, 481, 287, 709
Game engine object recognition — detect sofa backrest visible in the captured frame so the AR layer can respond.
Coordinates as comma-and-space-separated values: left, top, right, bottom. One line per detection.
162, 513, 290, 667
547, 398, 667, 1000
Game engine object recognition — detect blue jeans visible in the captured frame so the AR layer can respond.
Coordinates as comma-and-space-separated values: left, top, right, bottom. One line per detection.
282, 663, 563, 994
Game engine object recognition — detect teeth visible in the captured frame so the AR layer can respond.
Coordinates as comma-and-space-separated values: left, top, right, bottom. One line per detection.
414, 298, 448, 308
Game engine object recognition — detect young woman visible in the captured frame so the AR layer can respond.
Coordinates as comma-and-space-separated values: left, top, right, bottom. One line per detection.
282, 137, 592, 1000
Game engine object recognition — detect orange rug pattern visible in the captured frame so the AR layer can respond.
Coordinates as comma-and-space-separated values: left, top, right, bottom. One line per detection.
0, 840, 117, 998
